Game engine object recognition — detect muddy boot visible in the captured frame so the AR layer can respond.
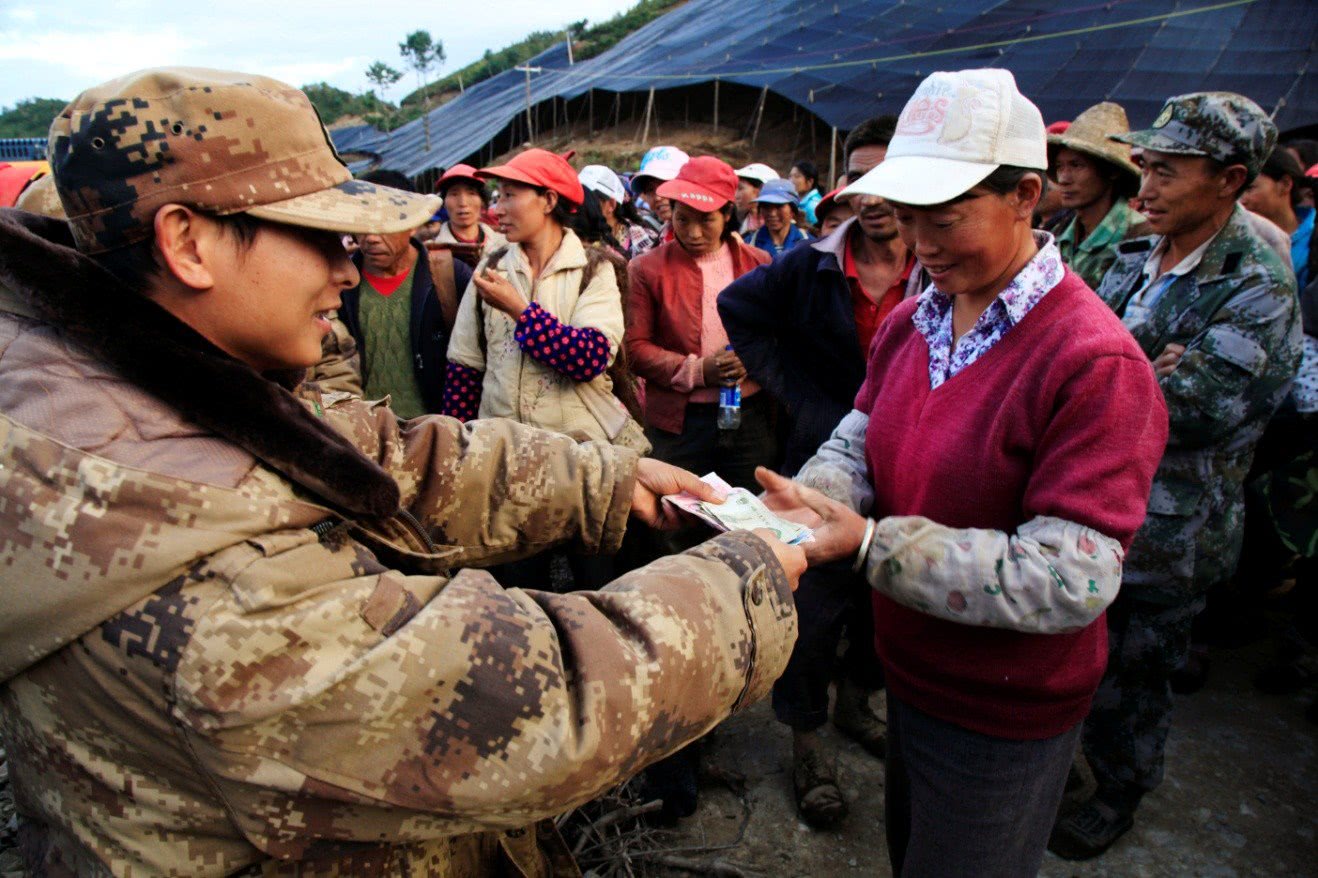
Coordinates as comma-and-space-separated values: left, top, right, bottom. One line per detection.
832, 679, 886, 758
792, 731, 847, 829
1048, 791, 1137, 860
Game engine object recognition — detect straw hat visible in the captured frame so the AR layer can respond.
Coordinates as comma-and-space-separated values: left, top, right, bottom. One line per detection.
1048, 102, 1140, 180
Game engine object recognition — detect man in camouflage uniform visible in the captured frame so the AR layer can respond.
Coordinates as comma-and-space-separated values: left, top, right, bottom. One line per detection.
0, 68, 803, 876
1050, 93, 1302, 859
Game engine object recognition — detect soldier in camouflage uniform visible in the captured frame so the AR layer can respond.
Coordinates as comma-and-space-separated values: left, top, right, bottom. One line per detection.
0, 68, 804, 876
1050, 92, 1302, 860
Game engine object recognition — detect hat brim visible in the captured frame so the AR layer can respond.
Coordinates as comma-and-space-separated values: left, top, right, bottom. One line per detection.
477, 164, 584, 205
240, 179, 439, 235
1110, 129, 1208, 158
656, 178, 731, 211
753, 195, 798, 205
1047, 135, 1141, 179
841, 155, 999, 206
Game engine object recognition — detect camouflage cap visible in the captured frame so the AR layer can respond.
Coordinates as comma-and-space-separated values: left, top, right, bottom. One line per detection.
1111, 91, 1278, 178
15, 173, 65, 219
49, 67, 439, 253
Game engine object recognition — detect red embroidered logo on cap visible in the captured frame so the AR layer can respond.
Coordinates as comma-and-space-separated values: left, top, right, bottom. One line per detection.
897, 97, 950, 135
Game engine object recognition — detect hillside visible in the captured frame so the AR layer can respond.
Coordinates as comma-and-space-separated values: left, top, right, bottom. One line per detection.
0, 97, 66, 139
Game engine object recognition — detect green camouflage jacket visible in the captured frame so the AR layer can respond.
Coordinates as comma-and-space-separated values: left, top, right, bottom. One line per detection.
1054, 198, 1148, 291
0, 210, 798, 876
1095, 204, 1301, 601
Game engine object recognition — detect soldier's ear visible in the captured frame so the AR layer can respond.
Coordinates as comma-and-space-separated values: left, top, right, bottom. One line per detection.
153, 205, 218, 292
1216, 164, 1249, 200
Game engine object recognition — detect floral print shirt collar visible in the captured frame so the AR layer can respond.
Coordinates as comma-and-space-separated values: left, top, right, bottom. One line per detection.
912, 232, 1064, 390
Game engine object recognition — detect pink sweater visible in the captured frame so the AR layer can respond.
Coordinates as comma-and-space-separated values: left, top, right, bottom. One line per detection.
855, 270, 1168, 739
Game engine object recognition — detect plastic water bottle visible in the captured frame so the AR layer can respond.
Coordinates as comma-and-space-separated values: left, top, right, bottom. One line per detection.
717, 345, 742, 431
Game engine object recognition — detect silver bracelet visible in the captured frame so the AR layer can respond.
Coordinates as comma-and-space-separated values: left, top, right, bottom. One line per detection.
851, 518, 877, 574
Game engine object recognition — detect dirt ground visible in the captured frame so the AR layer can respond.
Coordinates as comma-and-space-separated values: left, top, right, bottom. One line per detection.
640, 634, 1317, 878
3, 630, 1314, 877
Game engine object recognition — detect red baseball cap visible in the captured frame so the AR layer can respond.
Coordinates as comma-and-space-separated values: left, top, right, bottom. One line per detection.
436, 163, 483, 194
656, 155, 737, 211
1046, 120, 1071, 135
478, 148, 584, 206
816, 186, 850, 216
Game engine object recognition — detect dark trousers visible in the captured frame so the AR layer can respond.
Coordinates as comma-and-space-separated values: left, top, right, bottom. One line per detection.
885, 695, 1080, 878
771, 564, 883, 730
1082, 591, 1205, 806
645, 394, 778, 494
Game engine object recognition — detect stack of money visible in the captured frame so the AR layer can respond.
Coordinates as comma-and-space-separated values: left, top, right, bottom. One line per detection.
662, 473, 814, 545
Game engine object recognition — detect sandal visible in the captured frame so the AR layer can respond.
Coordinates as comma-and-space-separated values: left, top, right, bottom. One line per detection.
792, 744, 848, 829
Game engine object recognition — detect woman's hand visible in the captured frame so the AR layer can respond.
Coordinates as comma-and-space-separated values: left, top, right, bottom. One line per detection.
473, 267, 528, 318
756, 467, 868, 566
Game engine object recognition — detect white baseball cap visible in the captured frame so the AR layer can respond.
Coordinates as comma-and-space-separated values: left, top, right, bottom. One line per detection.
735, 162, 780, 185
842, 68, 1046, 206
578, 165, 627, 203
634, 146, 691, 183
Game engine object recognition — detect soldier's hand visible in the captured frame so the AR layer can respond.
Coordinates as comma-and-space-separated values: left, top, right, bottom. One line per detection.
1153, 343, 1186, 379
631, 458, 727, 530
751, 528, 806, 591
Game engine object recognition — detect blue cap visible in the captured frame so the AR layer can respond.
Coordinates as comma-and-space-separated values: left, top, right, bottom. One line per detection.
754, 178, 800, 206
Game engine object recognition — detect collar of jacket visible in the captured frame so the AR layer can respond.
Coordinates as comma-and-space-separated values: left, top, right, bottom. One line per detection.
1114, 203, 1258, 282
0, 208, 401, 518
655, 236, 765, 275
500, 228, 588, 281
809, 215, 858, 273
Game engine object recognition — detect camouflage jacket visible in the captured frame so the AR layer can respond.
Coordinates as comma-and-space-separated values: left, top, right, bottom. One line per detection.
1095, 204, 1302, 601
0, 209, 798, 876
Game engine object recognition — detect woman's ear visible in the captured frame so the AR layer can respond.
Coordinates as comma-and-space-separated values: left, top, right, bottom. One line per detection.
1013, 173, 1044, 220
543, 189, 559, 216
153, 204, 217, 291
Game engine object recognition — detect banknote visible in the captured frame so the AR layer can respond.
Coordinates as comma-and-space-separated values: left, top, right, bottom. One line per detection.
663, 473, 814, 544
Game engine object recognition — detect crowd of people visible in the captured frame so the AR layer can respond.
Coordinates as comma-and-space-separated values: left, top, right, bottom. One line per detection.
0, 62, 1313, 877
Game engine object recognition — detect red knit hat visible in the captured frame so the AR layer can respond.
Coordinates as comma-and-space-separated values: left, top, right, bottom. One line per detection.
478, 148, 584, 205
657, 156, 737, 211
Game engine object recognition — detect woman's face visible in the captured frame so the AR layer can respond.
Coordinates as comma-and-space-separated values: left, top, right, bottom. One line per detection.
760, 202, 793, 233
788, 165, 813, 196
672, 202, 727, 256
444, 181, 485, 232
892, 180, 1037, 302
493, 180, 553, 243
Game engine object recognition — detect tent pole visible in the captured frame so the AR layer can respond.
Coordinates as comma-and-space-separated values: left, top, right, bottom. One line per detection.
751, 85, 768, 147
640, 86, 655, 145
829, 126, 838, 189
588, 89, 594, 133
713, 79, 720, 134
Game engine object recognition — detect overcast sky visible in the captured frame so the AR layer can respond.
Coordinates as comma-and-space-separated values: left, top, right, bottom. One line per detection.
0, 0, 639, 109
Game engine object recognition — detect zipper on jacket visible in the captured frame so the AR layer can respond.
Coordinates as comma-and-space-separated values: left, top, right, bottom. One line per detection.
396, 507, 438, 554
309, 517, 345, 541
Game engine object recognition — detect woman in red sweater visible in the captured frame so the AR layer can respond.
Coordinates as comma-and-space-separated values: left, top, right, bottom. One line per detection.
762, 70, 1168, 876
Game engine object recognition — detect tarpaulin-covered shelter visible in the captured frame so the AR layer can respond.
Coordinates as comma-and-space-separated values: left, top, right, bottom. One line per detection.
334, 0, 1318, 178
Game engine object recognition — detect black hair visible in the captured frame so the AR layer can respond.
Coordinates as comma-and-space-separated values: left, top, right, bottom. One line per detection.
360, 169, 416, 193
1283, 138, 1318, 170
973, 165, 1048, 202
94, 210, 264, 292
1258, 147, 1308, 207
439, 176, 490, 206
719, 203, 737, 242
616, 196, 646, 227
792, 160, 819, 191
571, 187, 624, 253
843, 115, 898, 167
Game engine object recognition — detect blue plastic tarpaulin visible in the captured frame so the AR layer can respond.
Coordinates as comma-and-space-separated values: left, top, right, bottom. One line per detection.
334, 0, 1317, 177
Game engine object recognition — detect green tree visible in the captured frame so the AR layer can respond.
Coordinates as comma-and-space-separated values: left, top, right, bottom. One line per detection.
0, 97, 68, 139
364, 61, 403, 130
399, 30, 445, 149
